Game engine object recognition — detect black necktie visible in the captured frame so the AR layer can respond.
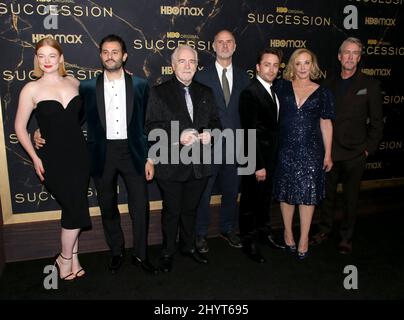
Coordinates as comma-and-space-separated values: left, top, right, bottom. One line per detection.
270, 85, 277, 106
270, 85, 278, 120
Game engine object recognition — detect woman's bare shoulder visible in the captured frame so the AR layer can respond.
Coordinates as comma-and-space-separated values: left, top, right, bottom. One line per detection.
65, 75, 80, 87
20, 80, 40, 97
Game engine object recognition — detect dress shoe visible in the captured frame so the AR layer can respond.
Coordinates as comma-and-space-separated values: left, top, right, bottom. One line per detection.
181, 250, 209, 264
195, 236, 209, 253
265, 233, 286, 250
109, 254, 124, 274
132, 256, 158, 274
159, 256, 173, 273
310, 232, 329, 246
338, 240, 352, 254
220, 231, 243, 248
242, 241, 266, 263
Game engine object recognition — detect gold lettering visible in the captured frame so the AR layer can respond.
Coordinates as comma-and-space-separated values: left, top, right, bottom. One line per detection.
133, 39, 142, 50
0, 3, 7, 15
365, 162, 382, 169
9, 133, 19, 144
383, 95, 404, 104
366, 45, 404, 56
248, 13, 331, 26
379, 141, 402, 150
15, 194, 25, 204
2, 70, 36, 81
133, 39, 212, 51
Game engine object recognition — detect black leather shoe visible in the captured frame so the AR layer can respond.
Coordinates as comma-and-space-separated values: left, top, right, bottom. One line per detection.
132, 256, 158, 274
181, 250, 209, 264
109, 254, 124, 274
266, 233, 286, 250
159, 256, 173, 273
257, 231, 285, 250
310, 232, 329, 246
242, 241, 266, 263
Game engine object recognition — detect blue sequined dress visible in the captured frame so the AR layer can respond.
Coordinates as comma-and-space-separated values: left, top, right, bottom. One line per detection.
273, 80, 335, 205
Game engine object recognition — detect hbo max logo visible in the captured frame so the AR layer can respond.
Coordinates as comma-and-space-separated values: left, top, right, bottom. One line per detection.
160, 6, 204, 16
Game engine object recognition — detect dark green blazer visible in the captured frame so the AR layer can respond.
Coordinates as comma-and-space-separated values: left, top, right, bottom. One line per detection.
79, 72, 149, 177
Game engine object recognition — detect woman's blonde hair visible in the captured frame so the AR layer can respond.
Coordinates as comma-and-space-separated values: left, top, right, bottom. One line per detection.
283, 48, 320, 81
33, 37, 67, 78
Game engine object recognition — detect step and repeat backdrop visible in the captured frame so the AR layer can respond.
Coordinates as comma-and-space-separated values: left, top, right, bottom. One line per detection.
1, 0, 403, 223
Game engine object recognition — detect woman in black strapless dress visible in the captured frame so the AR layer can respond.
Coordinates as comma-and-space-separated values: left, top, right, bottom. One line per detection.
15, 37, 91, 281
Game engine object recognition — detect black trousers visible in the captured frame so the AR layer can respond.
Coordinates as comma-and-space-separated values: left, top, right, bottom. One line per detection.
157, 176, 208, 257
319, 153, 366, 241
239, 169, 273, 240
93, 140, 149, 259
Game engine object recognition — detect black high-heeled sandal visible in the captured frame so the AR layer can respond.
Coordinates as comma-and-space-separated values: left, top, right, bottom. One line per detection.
297, 250, 309, 260
283, 233, 297, 253
72, 252, 85, 278
54, 253, 75, 281
284, 243, 297, 253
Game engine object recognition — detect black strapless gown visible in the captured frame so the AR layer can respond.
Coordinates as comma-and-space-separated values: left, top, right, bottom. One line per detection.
36, 95, 91, 229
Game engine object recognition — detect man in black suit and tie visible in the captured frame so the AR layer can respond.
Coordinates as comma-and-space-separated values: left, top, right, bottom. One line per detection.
311, 37, 384, 254
35, 34, 157, 274
239, 48, 284, 263
194, 30, 250, 253
145, 45, 221, 272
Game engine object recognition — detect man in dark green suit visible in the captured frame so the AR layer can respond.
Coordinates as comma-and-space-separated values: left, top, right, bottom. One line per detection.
79, 34, 156, 273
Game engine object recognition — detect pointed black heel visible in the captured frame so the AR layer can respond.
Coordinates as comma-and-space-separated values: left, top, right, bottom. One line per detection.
53, 253, 75, 281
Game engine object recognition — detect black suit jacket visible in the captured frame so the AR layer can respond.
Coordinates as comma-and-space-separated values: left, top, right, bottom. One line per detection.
145, 77, 221, 181
239, 78, 278, 172
79, 72, 149, 177
323, 71, 383, 161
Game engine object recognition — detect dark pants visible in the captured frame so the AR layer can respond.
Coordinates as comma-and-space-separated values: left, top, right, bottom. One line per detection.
319, 153, 366, 241
196, 163, 240, 236
157, 176, 208, 257
239, 169, 273, 240
93, 140, 149, 259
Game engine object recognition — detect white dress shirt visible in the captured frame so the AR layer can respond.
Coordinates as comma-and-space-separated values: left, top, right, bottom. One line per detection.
104, 71, 128, 140
215, 61, 233, 94
256, 75, 279, 120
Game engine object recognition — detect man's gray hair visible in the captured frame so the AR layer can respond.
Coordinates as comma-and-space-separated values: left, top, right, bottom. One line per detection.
339, 37, 363, 54
171, 45, 198, 64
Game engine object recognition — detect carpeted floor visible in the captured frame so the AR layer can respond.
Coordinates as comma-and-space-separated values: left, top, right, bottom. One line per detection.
1, 210, 403, 301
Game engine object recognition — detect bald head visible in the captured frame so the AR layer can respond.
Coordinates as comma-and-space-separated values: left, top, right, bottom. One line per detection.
213, 29, 236, 66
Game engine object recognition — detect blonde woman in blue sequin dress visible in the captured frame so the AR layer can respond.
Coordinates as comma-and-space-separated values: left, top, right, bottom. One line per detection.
273, 48, 335, 259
